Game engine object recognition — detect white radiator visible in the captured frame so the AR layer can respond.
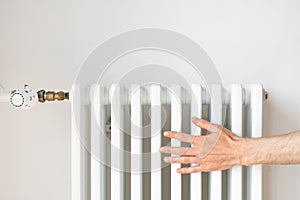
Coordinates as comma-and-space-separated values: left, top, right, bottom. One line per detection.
71, 83, 264, 200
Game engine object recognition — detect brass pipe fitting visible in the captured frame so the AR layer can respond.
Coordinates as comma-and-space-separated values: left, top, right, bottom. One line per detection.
264, 90, 269, 101
37, 90, 69, 103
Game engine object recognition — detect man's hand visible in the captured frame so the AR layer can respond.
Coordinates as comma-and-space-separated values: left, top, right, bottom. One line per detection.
160, 117, 250, 174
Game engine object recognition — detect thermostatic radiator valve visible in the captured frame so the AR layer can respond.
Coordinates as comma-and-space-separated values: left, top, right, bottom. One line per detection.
0, 84, 69, 109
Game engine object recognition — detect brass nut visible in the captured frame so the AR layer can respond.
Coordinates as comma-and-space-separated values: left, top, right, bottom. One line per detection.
37, 90, 69, 103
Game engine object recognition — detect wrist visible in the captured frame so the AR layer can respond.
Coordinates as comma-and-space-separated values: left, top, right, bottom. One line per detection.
238, 137, 267, 166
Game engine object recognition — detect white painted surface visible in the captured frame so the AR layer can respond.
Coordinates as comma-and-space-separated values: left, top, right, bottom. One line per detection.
1, 1, 300, 200
249, 85, 263, 200
130, 85, 143, 200
209, 85, 223, 200
150, 84, 162, 200
170, 85, 182, 200
190, 84, 202, 200
110, 84, 124, 200
228, 85, 243, 200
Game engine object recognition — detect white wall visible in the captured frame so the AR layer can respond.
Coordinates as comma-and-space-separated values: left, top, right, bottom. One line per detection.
0, 0, 300, 199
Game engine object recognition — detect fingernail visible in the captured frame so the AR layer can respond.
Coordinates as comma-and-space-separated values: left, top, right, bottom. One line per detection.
164, 131, 170, 136
164, 157, 171, 162
160, 147, 166, 152
177, 168, 182, 173
192, 116, 200, 124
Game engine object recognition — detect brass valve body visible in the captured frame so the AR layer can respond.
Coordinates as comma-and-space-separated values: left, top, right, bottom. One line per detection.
37, 90, 69, 103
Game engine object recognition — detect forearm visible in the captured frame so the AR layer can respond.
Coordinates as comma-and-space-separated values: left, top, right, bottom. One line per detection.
241, 130, 300, 165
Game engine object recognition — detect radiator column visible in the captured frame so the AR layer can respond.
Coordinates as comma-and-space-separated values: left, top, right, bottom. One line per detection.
228, 84, 243, 200
170, 84, 183, 200
209, 84, 223, 200
249, 85, 263, 200
190, 84, 203, 200
110, 84, 125, 200
150, 84, 162, 200
130, 85, 143, 200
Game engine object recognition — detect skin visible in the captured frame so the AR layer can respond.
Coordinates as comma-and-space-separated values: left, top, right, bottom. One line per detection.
160, 116, 300, 174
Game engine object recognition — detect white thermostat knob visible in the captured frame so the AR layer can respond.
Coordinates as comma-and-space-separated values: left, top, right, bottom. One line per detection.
10, 85, 37, 109
10, 93, 25, 107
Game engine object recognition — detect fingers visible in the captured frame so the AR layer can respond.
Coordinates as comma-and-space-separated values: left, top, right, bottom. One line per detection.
176, 165, 208, 174
176, 165, 219, 174
177, 164, 232, 174
192, 117, 222, 133
163, 131, 203, 144
160, 146, 198, 156
164, 156, 199, 164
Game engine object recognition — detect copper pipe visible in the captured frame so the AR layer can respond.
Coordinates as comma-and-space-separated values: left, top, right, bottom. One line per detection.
37, 90, 69, 103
